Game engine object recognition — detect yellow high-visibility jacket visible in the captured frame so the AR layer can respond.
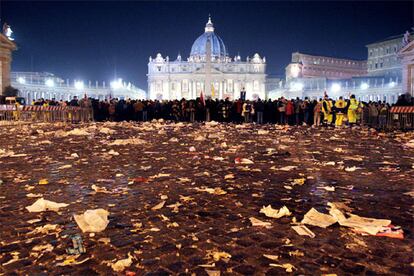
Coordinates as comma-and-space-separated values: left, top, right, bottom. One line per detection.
348, 98, 359, 123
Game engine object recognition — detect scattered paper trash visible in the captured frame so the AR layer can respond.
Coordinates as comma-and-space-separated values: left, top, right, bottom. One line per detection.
74, 209, 109, 233
151, 200, 166, 210
301, 208, 337, 228
260, 205, 291, 219
109, 253, 134, 272
291, 225, 316, 238
269, 263, 296, 273
235, 157, 254, 164
26, 198, 69, 212
249, 217, 272, 227
38, 179, 49, 185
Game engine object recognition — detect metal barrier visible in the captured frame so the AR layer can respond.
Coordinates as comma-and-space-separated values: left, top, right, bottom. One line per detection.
0, 105, 93, 124
387, 106, 414, 131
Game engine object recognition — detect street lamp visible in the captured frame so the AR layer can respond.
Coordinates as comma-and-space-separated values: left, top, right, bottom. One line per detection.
17, 77, 26, 84
45, 79, 55, 87
330, 83, 341, 93
360, 83, 369, 90
388, 81, 396, 88
74, 81, 84, 90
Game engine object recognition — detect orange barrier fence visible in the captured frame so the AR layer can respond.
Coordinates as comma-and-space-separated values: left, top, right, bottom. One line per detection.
0, 105, 93, 123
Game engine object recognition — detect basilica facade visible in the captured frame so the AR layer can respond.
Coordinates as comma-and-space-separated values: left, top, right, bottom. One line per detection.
147, 17, 267, 100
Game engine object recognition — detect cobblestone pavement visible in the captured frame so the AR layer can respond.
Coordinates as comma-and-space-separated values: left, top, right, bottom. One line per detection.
0, 121, 413, 275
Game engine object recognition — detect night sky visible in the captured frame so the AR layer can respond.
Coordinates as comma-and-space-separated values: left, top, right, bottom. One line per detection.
2, 1, 413, 89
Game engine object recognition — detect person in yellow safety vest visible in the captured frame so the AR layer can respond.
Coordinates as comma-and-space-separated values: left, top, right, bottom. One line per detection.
334, 96, 346, 127
43, 100, 50, 122
348, 94, 359, 126
13, 101, 21, 121
322, 96, 333, 125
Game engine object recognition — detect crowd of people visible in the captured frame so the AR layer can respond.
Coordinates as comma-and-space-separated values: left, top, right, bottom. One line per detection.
29, 92, 414, 128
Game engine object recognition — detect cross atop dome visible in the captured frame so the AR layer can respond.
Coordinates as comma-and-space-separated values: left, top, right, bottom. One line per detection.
204, 15, 214, 33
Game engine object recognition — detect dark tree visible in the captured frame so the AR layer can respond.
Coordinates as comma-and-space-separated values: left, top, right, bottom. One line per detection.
3, 86, 19, 97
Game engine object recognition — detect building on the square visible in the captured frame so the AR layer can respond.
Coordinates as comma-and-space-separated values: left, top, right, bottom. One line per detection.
285, 52, 367, 81
269, 31, 414, 103
0, 28, 17, 93
11, 71, 146, 103
398, 31, 414, 96
366, 32, 414, 79
147, 17, 267, 100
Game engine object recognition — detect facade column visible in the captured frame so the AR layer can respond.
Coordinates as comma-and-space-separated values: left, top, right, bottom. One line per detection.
219, 81, 223, 99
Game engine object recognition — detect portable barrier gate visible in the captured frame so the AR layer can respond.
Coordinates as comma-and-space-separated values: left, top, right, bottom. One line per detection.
388, 106, 414, 130
0, 105, 93, 124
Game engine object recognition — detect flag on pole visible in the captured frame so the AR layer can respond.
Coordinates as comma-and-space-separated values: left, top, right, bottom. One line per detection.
200, 91, 205, 106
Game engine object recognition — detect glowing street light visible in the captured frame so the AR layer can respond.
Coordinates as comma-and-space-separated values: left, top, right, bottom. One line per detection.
388, 81, 396, 88
110, 78, 123, 90
360, 83, 369, 90
45, 79, 55, 87
74, 81, 84, 90
17, 77, 26, 84
330, 83, 341, 93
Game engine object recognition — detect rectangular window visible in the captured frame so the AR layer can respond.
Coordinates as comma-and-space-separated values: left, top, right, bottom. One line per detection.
375, 63, 378, 69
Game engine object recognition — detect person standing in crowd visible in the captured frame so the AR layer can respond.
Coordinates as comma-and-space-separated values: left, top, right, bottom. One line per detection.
242, 100, 253, 123
133, 100, 144, 121
294, 98, 301, 125
378, 103, 389, 129
278, 97, 287, 125
235, 98, 243, 123
187, 100, 196, 122
240, 87, 246, 101
369, 102, 379, 127
313, 98, 322, 127
286, 99, 294, 125
322, 95, 333, 126
255, 98, 264, 124
301, 97, 310, 125
69, 96, 79, 106
348, 94, 359, 127
334, 96, 346, 127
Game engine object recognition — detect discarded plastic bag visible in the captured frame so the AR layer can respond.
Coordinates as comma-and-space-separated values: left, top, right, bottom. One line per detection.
26, 198, 69, 212
74, 209, 109, 233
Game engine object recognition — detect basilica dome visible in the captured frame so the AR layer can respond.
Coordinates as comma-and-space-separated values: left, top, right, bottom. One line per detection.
190, 17, 227, 60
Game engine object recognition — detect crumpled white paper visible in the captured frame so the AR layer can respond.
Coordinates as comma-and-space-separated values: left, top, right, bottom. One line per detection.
74, 209, 109, 233
26, 198, 69, 212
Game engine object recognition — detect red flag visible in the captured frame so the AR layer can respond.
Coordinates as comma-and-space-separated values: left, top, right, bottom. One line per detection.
200, 91, 205, 106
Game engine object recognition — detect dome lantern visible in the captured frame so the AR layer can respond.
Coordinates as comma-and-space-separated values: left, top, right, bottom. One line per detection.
190, 15, 227, 61
204, 15, 214, 33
